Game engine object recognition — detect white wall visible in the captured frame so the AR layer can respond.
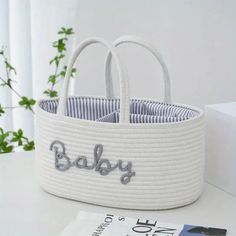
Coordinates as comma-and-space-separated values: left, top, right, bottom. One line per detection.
30, 0, 236, 108
76, 0, 236, 107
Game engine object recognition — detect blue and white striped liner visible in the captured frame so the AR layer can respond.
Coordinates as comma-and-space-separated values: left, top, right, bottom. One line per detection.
39, 97, 199, 123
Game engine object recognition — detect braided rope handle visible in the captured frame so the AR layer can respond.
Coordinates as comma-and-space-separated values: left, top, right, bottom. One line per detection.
57, 37, 130, 123
104, 35, 171, 103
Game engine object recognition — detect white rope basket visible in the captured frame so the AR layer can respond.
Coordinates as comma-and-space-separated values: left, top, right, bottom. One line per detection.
35, 36, 205, 210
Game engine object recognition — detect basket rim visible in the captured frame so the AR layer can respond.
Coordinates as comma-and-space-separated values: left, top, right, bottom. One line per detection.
36, 95, 204, 128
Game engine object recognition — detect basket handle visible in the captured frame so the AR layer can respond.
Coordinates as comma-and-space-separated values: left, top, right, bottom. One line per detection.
57, 37, 130, 123
104, 35, 171, 103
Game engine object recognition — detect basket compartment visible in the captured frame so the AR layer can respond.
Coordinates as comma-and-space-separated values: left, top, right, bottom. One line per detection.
39, 97, 200, 123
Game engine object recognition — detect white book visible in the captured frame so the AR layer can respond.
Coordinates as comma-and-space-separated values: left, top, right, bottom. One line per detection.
60, 211, 227, 236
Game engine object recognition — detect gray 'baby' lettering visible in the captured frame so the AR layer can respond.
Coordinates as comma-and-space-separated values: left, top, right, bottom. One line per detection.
49, 140, 136, 185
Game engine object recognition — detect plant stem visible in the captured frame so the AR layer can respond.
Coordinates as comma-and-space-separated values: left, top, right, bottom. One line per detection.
0, 77, 34, 114
1, 51, 11, 79
0, 77, 22, 98
3, 106, 21, 109
50, 64, 59, 91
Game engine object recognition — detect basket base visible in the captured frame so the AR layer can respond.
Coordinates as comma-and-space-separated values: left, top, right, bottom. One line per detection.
39, 184, 202, 211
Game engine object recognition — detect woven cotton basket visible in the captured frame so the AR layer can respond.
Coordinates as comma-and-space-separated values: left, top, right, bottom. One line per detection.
35, 36, 205, 210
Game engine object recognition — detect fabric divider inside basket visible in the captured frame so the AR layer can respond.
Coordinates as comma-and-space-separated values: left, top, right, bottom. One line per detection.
39, 97, 199, 123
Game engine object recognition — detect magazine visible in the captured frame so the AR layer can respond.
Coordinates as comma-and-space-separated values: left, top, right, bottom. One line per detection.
60, 211, 227, 236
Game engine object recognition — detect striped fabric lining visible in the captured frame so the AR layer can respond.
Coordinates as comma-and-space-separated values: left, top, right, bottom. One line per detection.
39, 97, 199, 123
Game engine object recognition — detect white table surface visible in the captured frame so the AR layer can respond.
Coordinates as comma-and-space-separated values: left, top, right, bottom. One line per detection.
0, 152, 235, 236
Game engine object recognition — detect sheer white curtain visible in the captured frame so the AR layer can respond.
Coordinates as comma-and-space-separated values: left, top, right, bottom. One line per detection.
0, 0, 12, 132
0, 0, 79, 139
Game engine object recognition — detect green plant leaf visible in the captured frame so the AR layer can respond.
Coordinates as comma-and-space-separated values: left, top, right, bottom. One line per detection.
48, 75, 56, 85
1, 144, 13, 153
0, 129, 13, 153
59, 66, 76, 78
0, 104, 5, 116
43, 89, 58, 98
58, 27, 74, 35
23, 141, 35, 151
11, 129, 24, 146
0, 78, 12, 87
7, 78, 12, 88
53, 39, 66, 53
60, 70, 66, 77
49, 54, 65, 66
71, 68, 77, 77
4, 61, 16, 74
18, 96, 36, 110
0, 131, 9, 144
